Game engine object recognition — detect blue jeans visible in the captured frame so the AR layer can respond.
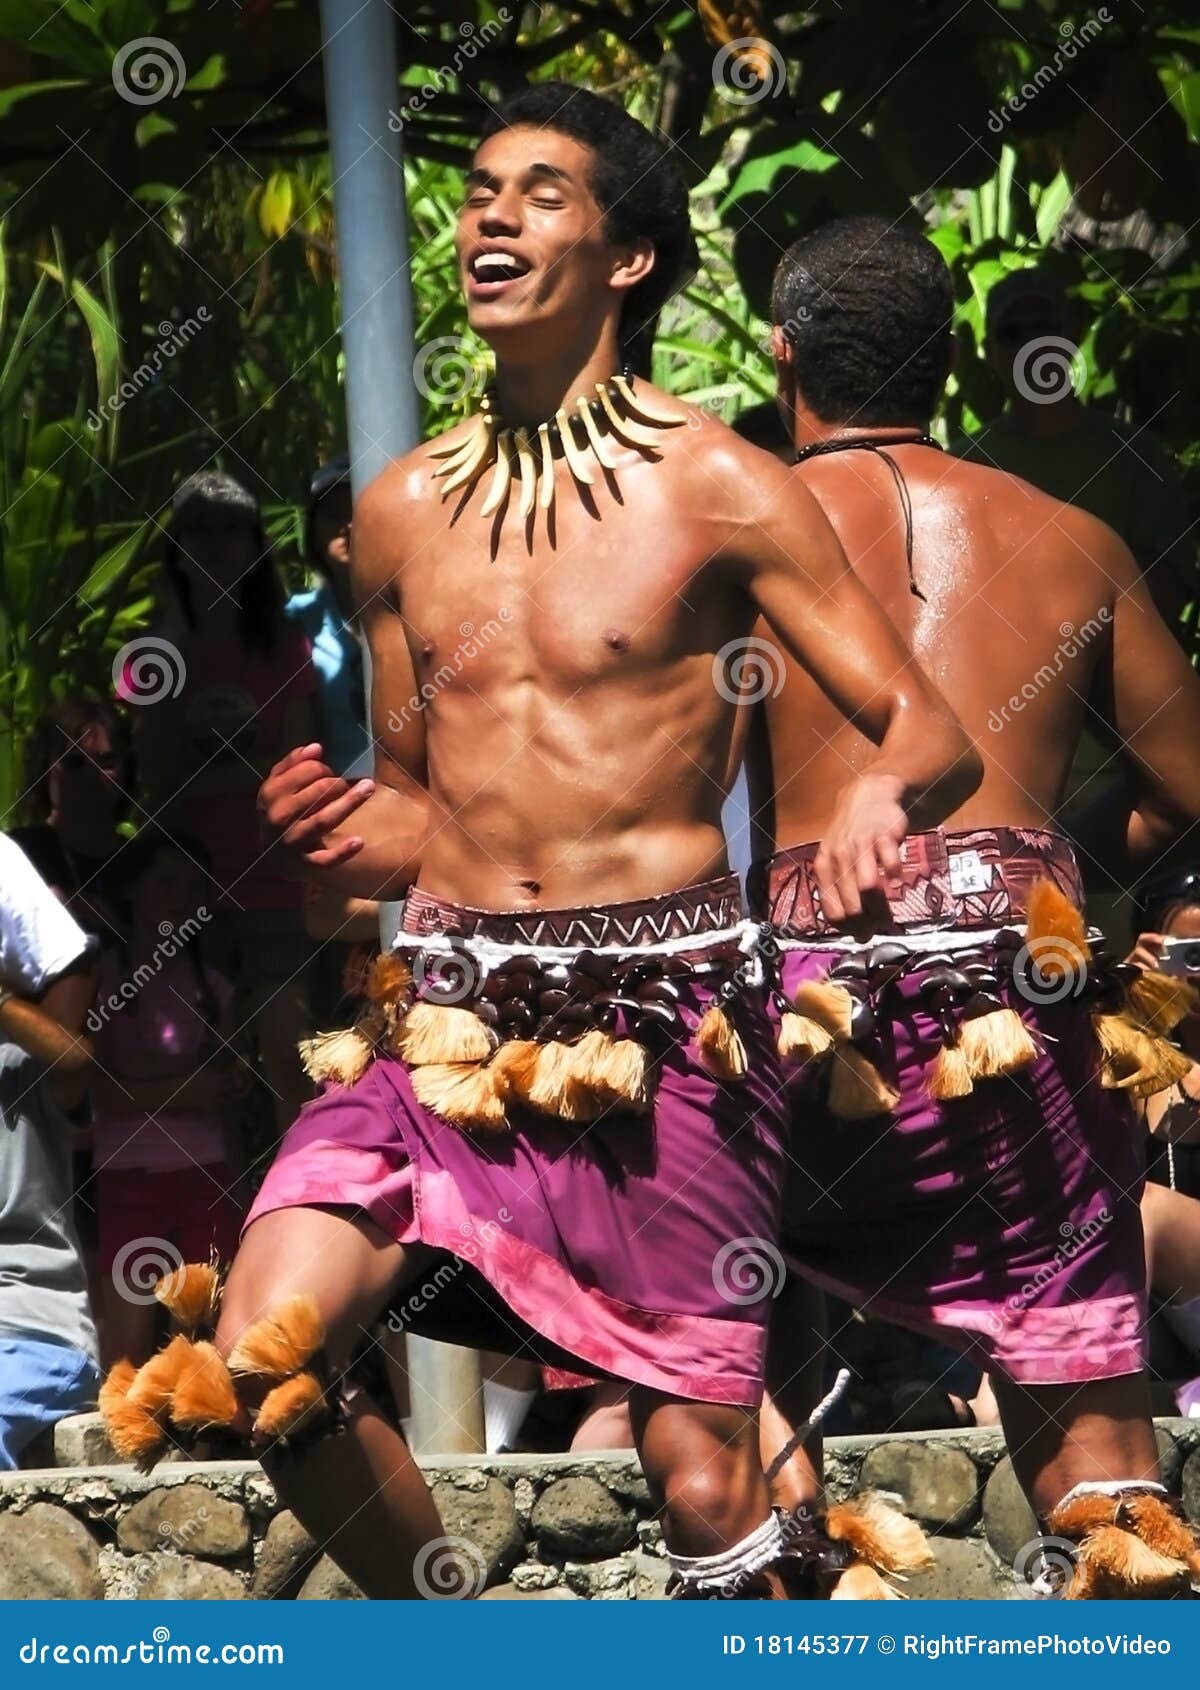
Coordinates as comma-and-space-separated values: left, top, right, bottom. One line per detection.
0, 1333, 101, 1470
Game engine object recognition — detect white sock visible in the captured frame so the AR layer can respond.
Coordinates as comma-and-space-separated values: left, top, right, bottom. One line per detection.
667, 1512, 783, 1595
484, 1381, 536, 1453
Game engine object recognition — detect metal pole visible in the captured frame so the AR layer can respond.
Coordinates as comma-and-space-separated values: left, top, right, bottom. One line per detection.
320, 0, 485, 1457
319, 0, 418, 488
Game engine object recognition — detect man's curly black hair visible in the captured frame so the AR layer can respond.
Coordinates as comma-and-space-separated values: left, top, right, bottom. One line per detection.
478, 81, 697, 366
771, 217, 954, 427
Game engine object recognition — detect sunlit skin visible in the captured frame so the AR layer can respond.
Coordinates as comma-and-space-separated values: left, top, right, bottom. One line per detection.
757, 329, 1200, 1527
742, 335, 1200, 884
236, 120, 979, 1596
259, 125, 978, 918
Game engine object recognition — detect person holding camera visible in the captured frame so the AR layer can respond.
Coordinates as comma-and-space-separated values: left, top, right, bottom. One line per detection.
1129, 868, 1200, 1194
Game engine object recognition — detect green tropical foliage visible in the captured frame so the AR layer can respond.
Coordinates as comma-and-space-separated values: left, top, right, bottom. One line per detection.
0, 0, 1197, 812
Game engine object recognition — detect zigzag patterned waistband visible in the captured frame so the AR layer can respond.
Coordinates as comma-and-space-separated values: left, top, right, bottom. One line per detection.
400, 873, 747, 956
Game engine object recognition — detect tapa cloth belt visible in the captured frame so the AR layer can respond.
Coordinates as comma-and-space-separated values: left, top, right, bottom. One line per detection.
749, 825, 1084, 943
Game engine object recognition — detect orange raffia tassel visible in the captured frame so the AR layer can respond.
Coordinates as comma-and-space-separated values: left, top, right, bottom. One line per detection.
695, 1001, 747, 1081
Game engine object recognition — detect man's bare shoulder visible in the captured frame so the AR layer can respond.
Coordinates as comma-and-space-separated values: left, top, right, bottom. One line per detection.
668, 400, 813, 523
355, 431, 466, 524
349, 437, 458, 600
945, 453, 1131, 577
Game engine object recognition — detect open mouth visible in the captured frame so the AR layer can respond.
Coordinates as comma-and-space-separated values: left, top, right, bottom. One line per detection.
467, 249, 532, 296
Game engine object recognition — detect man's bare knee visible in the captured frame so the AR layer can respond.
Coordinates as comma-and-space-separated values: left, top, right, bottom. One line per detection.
213, 1207, 418, 1370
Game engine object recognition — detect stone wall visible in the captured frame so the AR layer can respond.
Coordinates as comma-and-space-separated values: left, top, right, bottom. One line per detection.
2, 1415, 1198, 1600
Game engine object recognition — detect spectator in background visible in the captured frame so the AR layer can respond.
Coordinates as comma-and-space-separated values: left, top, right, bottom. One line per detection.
128, 471, 318, 1139
9, 695, 132, 946
7, 700, 130, 1323
961, 266, 1195, 629
1126, 869, 1200, 1417
0, 837, 101, 1468
286, 457, 378, 1029
286, 455, 372, 781
87, 830, 242, 1368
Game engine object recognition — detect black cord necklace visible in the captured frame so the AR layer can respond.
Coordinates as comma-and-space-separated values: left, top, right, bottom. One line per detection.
794, 431, 943, 601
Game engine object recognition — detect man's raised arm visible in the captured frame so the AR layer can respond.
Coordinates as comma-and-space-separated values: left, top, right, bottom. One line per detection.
1069, 518, 1200, 887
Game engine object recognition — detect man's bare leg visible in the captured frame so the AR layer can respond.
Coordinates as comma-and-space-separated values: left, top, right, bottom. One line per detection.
990, 1373, 1160, 1520
214, 1205, 447, 1600
570, 1381, 633, 1452
630, 1390, 771, 1558
1143, 1182, 1200, 1305
761, 1276, 827, 1515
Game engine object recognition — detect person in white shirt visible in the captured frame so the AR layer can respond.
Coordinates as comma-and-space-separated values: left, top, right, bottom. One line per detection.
0, 835, 101, 1467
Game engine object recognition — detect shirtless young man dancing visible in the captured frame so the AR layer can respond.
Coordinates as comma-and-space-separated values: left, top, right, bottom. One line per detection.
751, 217, 1200, 1598
100, 94, 975, 1598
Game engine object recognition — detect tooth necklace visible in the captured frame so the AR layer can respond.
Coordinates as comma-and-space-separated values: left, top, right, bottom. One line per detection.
429, 365, 688, 521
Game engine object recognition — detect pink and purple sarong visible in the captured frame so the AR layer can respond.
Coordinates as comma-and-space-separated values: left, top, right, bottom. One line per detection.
245, 875, 789, 1406
752, 826, 1147, 1387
